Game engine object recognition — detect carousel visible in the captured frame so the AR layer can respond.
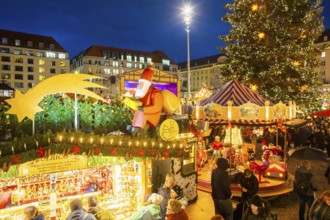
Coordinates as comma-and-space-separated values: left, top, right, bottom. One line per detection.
192, 79, 296, 199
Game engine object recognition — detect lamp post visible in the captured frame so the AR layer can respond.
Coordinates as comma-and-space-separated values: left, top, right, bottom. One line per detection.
183, 4, 192, 98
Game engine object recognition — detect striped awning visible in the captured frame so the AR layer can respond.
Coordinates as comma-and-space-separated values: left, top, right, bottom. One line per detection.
200, 80, 270, 106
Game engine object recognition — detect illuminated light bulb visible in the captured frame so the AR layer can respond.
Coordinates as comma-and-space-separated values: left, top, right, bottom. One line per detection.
258, 32, 265, 39
129, 141, 132, 146
119, 141, 122, 146
279, 173, 283, 177
173, 144, 176, 148
250, 84, 257, 91
160, 143, 163, 148
111, 139, 113, 145
180, 144, 183, 148
137, 141, 139, 146
80, 137, 83, 143
90, 138, 93, 144
60, 136, 63, 142
292, 61, 301, 66
152, 142, 155, 147
167, 145, 170, 149
144, 142, 147, 147
267, 172, 270, 176
251, 4, 258, 11
101, 138, 104, 144
70, 137, 74, 143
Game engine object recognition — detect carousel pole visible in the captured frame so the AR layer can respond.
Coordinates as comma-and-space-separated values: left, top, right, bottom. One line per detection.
284, 128, 287, 162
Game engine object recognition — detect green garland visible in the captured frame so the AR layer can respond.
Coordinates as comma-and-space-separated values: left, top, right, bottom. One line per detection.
0, 132, 191, 168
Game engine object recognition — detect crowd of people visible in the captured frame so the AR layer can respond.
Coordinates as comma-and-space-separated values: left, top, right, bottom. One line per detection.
210, 157, 330, 220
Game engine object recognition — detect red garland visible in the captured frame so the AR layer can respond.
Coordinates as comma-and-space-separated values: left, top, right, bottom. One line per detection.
110, 148, 118, 156
71, 144, 81, 155
150, 149, 157, 156
12, 155, 20, 163
95, 147, 102, 154
162, 150, 170, 158
37, 146, 46, 157
137, 149, 145, 157
177, 151, 183, 157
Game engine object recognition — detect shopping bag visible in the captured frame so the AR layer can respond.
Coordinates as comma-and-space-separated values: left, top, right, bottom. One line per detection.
132, 110, 145, 128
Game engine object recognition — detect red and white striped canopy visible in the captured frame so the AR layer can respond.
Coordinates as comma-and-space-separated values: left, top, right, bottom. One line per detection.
200, 80, 269, 106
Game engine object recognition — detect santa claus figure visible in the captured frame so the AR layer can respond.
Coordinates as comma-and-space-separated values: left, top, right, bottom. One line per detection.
132, 68, 163, 128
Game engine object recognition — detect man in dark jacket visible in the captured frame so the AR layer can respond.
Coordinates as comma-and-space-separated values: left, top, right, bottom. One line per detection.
211, 158, 233, 220
240, 168, 259, 203
294, 160, 318, 220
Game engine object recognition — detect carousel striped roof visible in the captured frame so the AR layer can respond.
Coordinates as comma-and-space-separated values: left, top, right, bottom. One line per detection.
200, 80, 270, 106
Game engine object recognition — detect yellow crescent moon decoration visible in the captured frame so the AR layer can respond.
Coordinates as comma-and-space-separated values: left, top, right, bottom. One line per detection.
5, 74, 107, 122
159, 119, 179, 141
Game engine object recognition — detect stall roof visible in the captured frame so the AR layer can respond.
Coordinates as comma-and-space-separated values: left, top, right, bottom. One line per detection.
200, 80, 270, 106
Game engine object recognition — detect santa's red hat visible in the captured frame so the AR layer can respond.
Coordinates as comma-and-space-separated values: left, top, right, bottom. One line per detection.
140, 68, 154, 82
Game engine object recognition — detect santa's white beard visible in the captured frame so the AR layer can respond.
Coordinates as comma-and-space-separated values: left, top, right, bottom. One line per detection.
135, 80, 150, 98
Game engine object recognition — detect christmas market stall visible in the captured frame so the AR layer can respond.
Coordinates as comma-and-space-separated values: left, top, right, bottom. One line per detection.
0, 71, 198, 220
193, 79, 297, 198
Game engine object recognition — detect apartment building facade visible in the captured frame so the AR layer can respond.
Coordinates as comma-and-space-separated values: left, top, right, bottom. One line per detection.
0, 29, 70, 93
70, 45, 178, 97
178, 54, 227, 98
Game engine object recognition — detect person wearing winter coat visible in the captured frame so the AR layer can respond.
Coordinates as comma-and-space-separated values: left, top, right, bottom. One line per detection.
242, 195, 274, 220
211, 158, 233, 220
240, 169, 259, 203
88, 196, 113, 220
66, 199, 96, 220
294, 160, 318, 220
309, 190, 330, 220
129, 193, 163, 220
24, 206, 45, 220
165, 199, 189, 220
158, 173, 176, 220
170, 184, 188, 209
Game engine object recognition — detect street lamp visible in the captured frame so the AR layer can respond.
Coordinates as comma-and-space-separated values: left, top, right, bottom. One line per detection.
182, 3, 193, 98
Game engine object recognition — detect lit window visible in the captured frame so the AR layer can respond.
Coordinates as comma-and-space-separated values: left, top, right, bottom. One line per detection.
39, 59, 45, 65
39, 67, 45, 73
140, 57, 145, 63
104, 68, 110, 74
127, 55, 132, 62
27, 41, 33, 47
139, 64, 143, 69
113, 69, 119, 74
127, 63, 132, 68
321, 51, 326, 57
147, 58, 152, 63
14, 49, 22, 55
15, 39, 20, 46
59, 53, 66, 59
46, 52, 56, 58
113, 61, 119, 67
60, 61, 66, 67
324, 36, 328, 41
1, 38, 8, 44
39, 75, 46, 81
134, 56, 137, 62
162, 59, 170, 65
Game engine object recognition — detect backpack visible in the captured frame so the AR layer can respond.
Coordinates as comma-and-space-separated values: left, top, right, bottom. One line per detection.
294, 172, 311, 195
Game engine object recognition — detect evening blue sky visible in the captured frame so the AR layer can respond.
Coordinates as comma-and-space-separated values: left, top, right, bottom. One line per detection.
1, 0, 329, 63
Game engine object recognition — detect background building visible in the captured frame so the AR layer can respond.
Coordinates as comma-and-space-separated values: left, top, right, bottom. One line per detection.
70, 45, 178, 97
178, 54, 227, 98
0, 29, 70, 93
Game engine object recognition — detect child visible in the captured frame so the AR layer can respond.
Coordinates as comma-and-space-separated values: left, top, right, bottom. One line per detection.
170, 185, 188, 209
211, 136, 223, 159
166, 199, 189, 220
129, 193, 163, 220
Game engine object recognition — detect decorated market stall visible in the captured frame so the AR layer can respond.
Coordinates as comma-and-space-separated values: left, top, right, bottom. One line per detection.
194, 80, 296, 198
0, 71, 198, 220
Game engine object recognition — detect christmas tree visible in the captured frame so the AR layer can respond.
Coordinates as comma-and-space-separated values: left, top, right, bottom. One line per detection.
220, 0, 324, 113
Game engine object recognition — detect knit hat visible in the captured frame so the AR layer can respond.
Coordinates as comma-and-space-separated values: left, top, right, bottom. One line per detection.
147, 193, 163, 205
250, 195, 262, 207
171, 185, 183, 197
